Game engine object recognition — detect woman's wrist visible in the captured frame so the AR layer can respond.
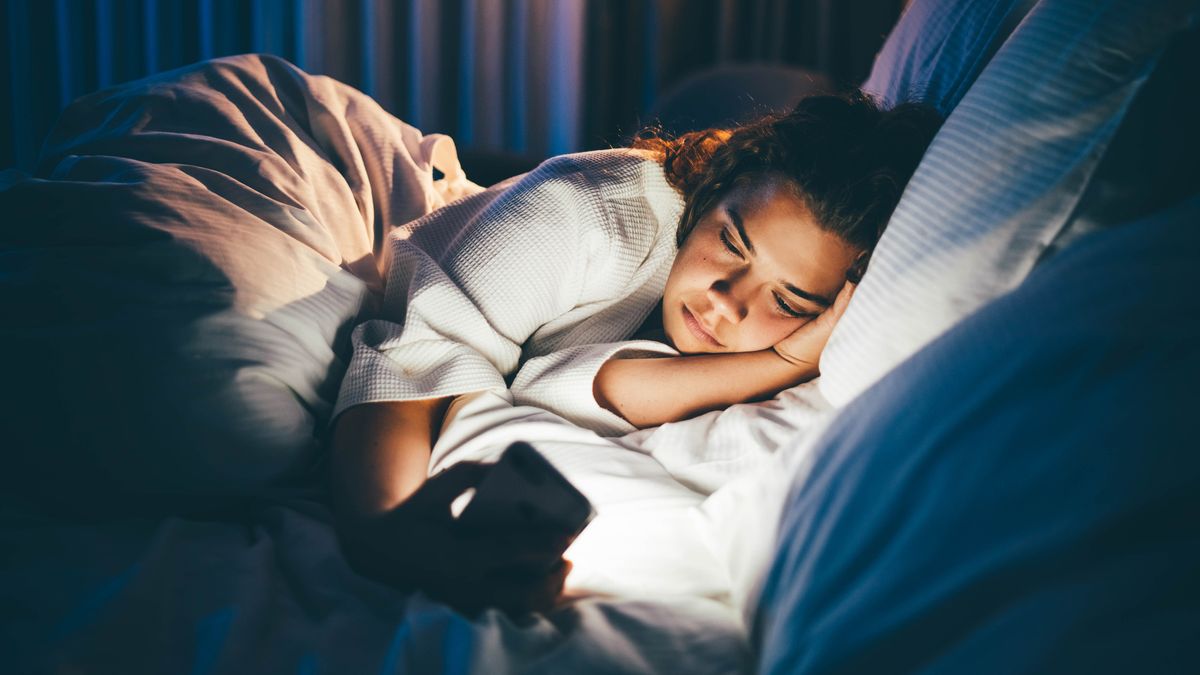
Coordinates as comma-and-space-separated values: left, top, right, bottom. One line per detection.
771, 344, 820, 378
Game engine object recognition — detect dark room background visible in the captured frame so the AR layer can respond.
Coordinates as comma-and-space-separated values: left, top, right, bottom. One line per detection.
1, 0, 905, 174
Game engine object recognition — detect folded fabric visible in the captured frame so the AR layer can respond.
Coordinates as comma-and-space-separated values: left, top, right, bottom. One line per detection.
1, 54, 462, 502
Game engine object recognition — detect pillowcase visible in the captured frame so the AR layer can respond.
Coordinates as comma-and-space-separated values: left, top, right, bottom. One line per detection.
818, 0, 1197, 408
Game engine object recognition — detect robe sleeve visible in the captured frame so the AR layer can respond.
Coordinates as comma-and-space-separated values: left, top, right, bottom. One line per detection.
333, 155, 615, 420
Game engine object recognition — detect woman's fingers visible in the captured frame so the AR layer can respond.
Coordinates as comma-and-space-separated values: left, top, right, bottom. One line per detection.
423, 558, 572, 617
829, 280, 857, 319
809, 280, 856, 336
807, 281, 857, 371
375, 462, 577, 616
772, 280, 858, 373
482, 559, 572, 615
484, 528, 574, 557
814, 280, 855, 329
409, 461, 490, 511
453, 528, 573, 579
407, 518, 571, 578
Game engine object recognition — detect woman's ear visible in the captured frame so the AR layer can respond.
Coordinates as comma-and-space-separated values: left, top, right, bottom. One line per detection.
846, 250, 870, 284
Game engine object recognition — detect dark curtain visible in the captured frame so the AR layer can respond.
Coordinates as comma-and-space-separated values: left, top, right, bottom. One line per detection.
1, 0, 905, 171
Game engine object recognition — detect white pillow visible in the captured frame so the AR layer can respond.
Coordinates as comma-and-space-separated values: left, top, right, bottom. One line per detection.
819, 0, 1196, 408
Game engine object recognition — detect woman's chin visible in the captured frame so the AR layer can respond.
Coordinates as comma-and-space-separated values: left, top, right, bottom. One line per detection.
665, 333, 694, 354
667, 333, 717, 355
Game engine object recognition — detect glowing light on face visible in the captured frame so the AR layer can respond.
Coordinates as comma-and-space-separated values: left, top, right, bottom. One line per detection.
661, 178, 860, 354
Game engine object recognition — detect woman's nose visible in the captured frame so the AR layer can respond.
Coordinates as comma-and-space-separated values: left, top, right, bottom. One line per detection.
707, 279, 749, 324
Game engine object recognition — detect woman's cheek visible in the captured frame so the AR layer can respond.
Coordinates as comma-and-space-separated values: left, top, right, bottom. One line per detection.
760, 316, 803, 350
727, 315, 776, 352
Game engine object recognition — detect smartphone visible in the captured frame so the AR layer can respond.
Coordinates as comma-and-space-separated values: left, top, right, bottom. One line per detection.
454, 441, 596, 540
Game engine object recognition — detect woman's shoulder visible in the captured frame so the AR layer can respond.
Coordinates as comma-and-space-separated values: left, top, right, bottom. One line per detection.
535, 147, 656, 172
534, 148, 682, 222
530, 148, 668, 193
468, 147, 682, 254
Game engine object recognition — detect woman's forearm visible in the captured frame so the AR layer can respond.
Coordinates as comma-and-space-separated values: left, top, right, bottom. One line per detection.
593, 350, 815, 429
329, 398, 451, 519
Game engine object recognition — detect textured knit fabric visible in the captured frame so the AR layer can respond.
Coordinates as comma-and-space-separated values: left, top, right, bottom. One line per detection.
334, 149, 685, 436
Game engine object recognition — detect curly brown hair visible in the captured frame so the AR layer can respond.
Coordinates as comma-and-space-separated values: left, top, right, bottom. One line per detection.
632, 92, 942, 281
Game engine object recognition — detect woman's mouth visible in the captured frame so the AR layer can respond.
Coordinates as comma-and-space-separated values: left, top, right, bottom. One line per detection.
682, 306, 722, 347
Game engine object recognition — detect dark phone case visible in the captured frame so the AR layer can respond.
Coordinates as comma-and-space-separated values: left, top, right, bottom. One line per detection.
455, 442, 596, 538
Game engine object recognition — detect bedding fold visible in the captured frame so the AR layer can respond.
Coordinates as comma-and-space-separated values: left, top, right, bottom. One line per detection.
1, 54, 464, 500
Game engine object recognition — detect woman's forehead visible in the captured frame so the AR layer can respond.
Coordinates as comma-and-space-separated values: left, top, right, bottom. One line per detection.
719, 178, 813, 241
724, 173, 803, 210
717, 179, 855, 295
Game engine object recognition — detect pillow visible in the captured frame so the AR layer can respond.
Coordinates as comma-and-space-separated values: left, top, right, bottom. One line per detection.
860, 0, 1036, 116
753, 192, 1200, 673
0, 55, 474, 506
819, 0, 1197, 408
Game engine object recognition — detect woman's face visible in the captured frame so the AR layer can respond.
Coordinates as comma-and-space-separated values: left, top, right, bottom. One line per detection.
662, 178, 860, 354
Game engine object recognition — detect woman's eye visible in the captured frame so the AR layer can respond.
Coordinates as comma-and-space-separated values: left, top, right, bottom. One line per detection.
719, 229, 744, 259
774, 293, 810, 319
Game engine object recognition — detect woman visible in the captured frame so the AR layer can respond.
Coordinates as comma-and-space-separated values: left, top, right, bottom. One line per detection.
330, 92, 941, 615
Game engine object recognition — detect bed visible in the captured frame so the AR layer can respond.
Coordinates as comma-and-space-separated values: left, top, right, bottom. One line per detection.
3, 0, 1197, 672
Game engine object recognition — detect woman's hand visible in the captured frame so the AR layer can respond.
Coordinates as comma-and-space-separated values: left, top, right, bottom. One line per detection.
340, 461, 574, 617
772, 281, 856, 376
595, 283, 857, 427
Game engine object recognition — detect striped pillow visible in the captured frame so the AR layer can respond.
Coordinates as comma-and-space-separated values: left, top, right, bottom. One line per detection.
819, 0, 1197, 408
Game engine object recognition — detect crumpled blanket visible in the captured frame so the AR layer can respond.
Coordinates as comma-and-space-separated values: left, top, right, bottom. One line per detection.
1, 53, 479, 501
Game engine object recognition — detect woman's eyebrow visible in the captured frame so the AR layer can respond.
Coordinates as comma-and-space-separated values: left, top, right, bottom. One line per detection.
784, 283, 833, 308
726, 206, 755, 255
727, 205, 832, 308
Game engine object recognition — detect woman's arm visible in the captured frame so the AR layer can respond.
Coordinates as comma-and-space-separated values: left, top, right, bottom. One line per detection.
329, 398, 451, 519
593, 349, 813, 428
326, 153, 667, 612
595, 281, 855, 428
328, 399, 572, 616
